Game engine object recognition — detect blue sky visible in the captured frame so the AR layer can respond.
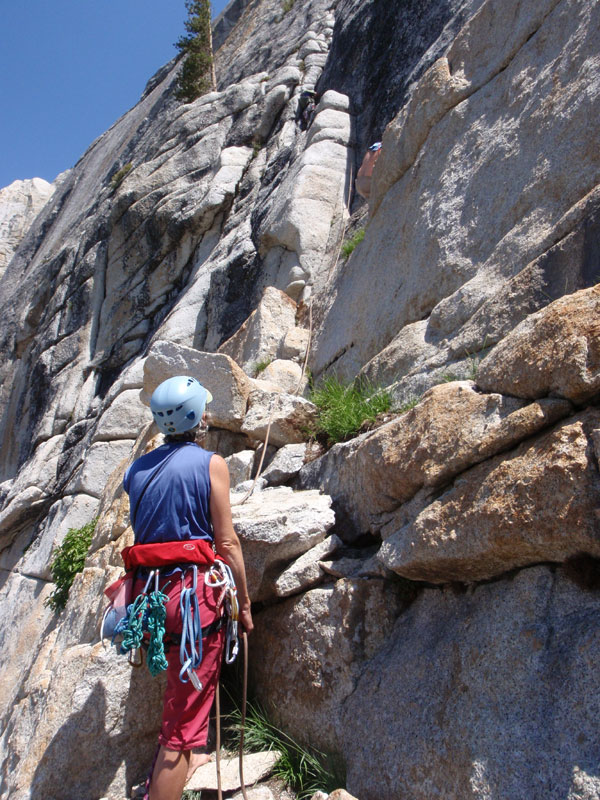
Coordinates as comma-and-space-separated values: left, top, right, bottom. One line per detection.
0, 0, 228, 188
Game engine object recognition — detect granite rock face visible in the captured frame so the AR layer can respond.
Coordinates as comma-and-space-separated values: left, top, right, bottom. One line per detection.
231, 486, 335, 602
217, 286, 298, 374
380, 410, 600, 583
342, 568, 600, 800
477, 286, 600, 403
250, 577, 406, 750
0, 0, 599, 798
299, 382, 571, 536
312, 0, 600, 398
0, 178, 54, 279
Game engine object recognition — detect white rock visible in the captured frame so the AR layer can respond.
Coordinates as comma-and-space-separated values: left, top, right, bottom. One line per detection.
143, 340, 252, 432
185, 750, 279, 792
241, 389, 317, 447
275, 534, 343, 597
317, 90, 351, 113
0, 573, 54, 720
231, 477, 267, 496
267, 65, 302, 91
0, 178, 54, 277
5, 494, 99, 581
277, 326, 309, 362
262, 442, 307, 485
66, 440, 134, 499
307, 107, 353, 147
258, 135, 352, 296
218, 287, 298, 374
231, 486, 335, 602
92, 389, 148, 442
259, 359, 305, 394
225, 449, 256, 486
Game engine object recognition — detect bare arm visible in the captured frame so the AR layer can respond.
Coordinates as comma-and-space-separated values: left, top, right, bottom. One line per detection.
209, 454, 254, 633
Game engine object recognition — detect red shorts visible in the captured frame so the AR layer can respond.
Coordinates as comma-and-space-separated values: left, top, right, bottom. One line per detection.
134, 568, 226, 751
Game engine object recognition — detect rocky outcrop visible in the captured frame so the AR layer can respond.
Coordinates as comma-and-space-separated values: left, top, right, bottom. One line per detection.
250, 577, 407, 750
231, 486, 335, 602
0, 178, 54, 279
477, 285, 600, 403
218, 286, 299, 373
380, 410, 600, 583
299, 381, 571, 536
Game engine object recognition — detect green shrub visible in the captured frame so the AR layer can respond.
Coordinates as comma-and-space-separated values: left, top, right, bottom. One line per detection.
341, 227, 365, 260
226, 701, 343, 799
45, 519, 97, 612
282, 0, 296, 14
109, 162, 133, 191
310, 375, 391, 445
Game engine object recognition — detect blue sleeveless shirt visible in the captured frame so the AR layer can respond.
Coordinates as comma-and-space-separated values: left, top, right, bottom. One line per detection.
123, 442, 214, 544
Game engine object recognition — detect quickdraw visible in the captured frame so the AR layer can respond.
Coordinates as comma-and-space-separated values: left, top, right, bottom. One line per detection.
207, 559, 239, 664
178, 565, 204, 690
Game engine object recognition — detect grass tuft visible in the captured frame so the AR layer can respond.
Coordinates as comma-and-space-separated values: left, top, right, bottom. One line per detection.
341, 227, 365, 260
45, 519, 97, 612
309, 375, 391, 445
226, 701, 343, 799
253, 358, 273, 376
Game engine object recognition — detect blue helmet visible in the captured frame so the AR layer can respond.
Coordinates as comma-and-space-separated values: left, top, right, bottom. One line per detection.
150, 376, 213, 435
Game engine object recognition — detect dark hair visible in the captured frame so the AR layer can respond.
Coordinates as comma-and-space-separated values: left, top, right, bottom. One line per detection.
165, 429, 196, 444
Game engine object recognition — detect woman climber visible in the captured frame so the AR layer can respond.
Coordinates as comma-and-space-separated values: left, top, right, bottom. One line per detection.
123, 375, 253, 800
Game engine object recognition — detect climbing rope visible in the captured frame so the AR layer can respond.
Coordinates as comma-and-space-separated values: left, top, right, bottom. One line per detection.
231, 401, 274, 506
293, 297, 313, 396
118, 570, 170, 677
238, 630, 249, 800
120, 572, 153, 654
215, 630, 249, 800
146, 574, 169, 677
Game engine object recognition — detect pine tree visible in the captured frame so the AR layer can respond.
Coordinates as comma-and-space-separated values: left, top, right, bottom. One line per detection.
175, 0, 217, 103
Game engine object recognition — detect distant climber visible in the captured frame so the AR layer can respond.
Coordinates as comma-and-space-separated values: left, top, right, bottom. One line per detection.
296, 89, 317, 130
355, 141, 382, 200
122, 375, 253, 800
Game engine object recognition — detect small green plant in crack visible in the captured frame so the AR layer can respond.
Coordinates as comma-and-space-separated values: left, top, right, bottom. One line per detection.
441, 371, 460, 383
341, 227, 365, 260
253, 357, 273, 376
281, 0, 296, 14
45, 519, 97, 612
109, 162, 133, 191
251, 136, 263, 159
309, 375, 391, 445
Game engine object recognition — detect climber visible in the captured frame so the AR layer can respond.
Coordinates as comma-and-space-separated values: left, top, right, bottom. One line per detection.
296, 89, 317, 131
355, 141, 382, 200
123, 375, 253, 800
